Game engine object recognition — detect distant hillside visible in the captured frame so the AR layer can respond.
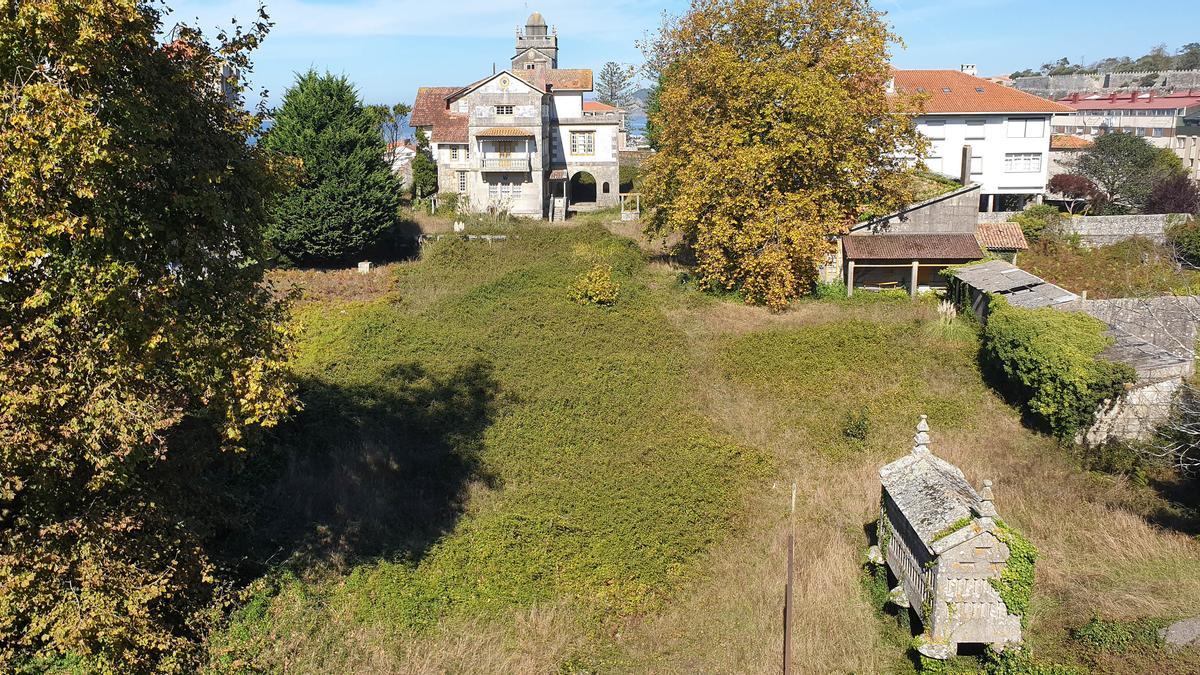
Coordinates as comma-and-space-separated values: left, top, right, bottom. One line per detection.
1011, 43, 1200, 78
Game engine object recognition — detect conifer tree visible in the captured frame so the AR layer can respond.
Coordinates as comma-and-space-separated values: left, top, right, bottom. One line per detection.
263, 71, 402, 263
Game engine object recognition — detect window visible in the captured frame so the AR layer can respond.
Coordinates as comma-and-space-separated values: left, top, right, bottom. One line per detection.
925, 155, 943, 173
923, 120, 946, 140
602, 182, 610, 194
526, 63, 536, 70
457, 170, 467, 193
1008, 118, 1045, 138
1004, 152, 1042, 173
450, 147, 459, 161
495, 105, 514, 116
970, 154, 983, 174
570, 131, 595, 155
965, 119, 986, 140
1154, 128, 1165, 138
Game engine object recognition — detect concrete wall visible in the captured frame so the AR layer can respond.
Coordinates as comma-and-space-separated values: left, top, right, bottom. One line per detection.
855, 184, 981, 235
977, 212, 1192, 247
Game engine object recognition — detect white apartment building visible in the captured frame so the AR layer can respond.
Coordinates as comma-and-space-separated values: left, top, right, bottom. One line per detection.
410, 12, 620, 220
892, 68, 1074, 211
1052, 91, 1200, 180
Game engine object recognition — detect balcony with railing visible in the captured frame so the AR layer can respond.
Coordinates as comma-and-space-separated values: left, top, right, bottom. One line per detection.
479, 156, 533, 172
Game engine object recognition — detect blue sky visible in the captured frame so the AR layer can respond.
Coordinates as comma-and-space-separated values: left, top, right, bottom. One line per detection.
168, 0, 1200, 107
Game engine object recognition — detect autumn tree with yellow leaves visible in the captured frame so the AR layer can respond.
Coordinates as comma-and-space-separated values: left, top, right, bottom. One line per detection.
0, 1, 293, 670
642, 0, 926, 309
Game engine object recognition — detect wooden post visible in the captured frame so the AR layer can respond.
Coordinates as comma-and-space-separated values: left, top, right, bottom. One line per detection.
910, 260, 919, 298
960, 144, 972, 185
846, 260, 856, 297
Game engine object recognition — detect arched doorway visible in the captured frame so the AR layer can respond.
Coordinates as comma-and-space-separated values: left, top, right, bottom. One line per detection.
569, 171, 597, 206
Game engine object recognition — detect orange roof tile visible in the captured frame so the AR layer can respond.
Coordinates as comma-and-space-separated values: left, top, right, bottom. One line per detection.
976, 223, 1029, 251
583, 101, 617, 112
892, 70, 1073, 114
412, 86, 468, 143
1050, 134, 1093, 150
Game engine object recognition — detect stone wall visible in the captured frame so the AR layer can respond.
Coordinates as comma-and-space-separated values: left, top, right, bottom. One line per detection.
977, 212, 1192, 247
1013, 70, 1200, 98
853, 184, 980, 235
1083, 378, 1185, 446
1060, 296, 1200, 359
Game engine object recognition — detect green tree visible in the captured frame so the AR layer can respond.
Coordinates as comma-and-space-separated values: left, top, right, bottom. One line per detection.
595, 61, 636, 108
1069, 133, 1169, 210
643, 72, 665, 150
1178, 43, 1200, 70
263, 71, 401, 263
0, 1, 293, 669
369, 101, 412, 167
410, 127, 439, 198
640, 0, 925, 309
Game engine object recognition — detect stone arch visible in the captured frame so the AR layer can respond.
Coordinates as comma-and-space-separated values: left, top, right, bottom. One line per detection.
569, 171, 597, 205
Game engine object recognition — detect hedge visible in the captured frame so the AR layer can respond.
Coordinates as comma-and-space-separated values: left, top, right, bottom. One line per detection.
982, 297, 1135, 441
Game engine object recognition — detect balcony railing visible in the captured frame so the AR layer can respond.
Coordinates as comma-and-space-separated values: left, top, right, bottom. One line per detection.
480, 157, 532, 171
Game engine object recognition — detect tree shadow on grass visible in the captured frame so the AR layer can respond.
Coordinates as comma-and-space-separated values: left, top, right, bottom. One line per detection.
210, 359, 500, 576
1144, 472, 1200, 536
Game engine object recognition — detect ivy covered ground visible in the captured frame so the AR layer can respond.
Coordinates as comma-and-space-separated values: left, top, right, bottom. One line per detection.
206, 218, 1200, 673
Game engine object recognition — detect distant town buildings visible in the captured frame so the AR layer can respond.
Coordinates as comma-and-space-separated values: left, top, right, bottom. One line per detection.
410, 12, 622, 220
1051, 91, 1200, 180
891, 67, 1073, 211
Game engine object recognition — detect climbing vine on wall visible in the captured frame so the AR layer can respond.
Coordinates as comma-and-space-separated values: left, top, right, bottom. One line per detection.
989, 521, 1039, 626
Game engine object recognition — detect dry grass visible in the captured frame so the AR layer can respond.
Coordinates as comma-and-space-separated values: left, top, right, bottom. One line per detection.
1021, 237, 1200, 299
269, 264, 400, 305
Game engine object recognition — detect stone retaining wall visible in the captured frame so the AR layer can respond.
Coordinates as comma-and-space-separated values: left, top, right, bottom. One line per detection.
977, 212, 1191, 247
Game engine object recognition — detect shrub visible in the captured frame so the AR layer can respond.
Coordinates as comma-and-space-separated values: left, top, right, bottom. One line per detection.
982, 297, 1136, 441
1146, 175, 1200, 215
814, 280, 848, 300
1166, 217, 1200, 266
842, 406, 871, 442
435, 191, 461, 216
1009, 204, 1065, 244
1070, 616, 1165, 654
570, 264, 620, 306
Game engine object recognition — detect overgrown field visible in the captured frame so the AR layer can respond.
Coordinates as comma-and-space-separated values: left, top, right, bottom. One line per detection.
207, 222, 1200, 673
1022, 237, 1200, 298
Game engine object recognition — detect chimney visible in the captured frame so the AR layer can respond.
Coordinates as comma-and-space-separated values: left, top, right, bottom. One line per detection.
886, 77, 896, 95
960, 64, 978, 77
1109, 92, 1117, 102
1070, 92, 1080, 103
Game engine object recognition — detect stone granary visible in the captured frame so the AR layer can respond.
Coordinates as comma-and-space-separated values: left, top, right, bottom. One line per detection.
875, 416, 1022, 658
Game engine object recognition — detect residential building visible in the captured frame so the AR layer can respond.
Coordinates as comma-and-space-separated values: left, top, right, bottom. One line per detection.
386, 140, 418, 190
1052, 91, 1200, 180
891, 68, 1074, 211
1047, 133, 1093, 177
410, 12, 620, 220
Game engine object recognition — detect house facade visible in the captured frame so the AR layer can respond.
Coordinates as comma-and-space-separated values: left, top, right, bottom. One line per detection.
1052, 91, 1200, 180
410, 12, 621, 220
892, 68, 1074, 211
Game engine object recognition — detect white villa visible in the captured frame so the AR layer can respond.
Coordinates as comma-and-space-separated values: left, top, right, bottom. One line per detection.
891, 67, 1074, 212
410, 12, 621, 220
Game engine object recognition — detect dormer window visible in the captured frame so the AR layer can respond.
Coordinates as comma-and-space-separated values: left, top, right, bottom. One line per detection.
942, 87, 951, 93
495, 105, 514, 116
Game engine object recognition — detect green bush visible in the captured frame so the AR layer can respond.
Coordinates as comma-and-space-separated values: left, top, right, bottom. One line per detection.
842, 406, 871, 442
570, 264, 620, 306
1010, 205, 1066, 244
982, 297, 1136, 441
1166, 217, 1200, 266
435, 191, 460, 216
1070, 615, 1165, 654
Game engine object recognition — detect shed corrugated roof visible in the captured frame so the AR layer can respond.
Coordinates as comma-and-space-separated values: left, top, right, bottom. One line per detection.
893, 70, 1073, 114
842, 233, 983, 260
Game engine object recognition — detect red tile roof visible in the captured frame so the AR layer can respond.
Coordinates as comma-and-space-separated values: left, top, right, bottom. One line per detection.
976, 223, 1029, 251
1057, 91, 1200, 111
892, 70, 1073, 114
842, 233, 983, 260
583, 100, 617, 112
412, 86, 468, 143
1050, 134, 1093, 150
526, 68, 593, 92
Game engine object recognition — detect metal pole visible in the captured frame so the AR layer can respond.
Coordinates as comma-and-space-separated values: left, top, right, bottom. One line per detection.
784, 482, 796, 675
